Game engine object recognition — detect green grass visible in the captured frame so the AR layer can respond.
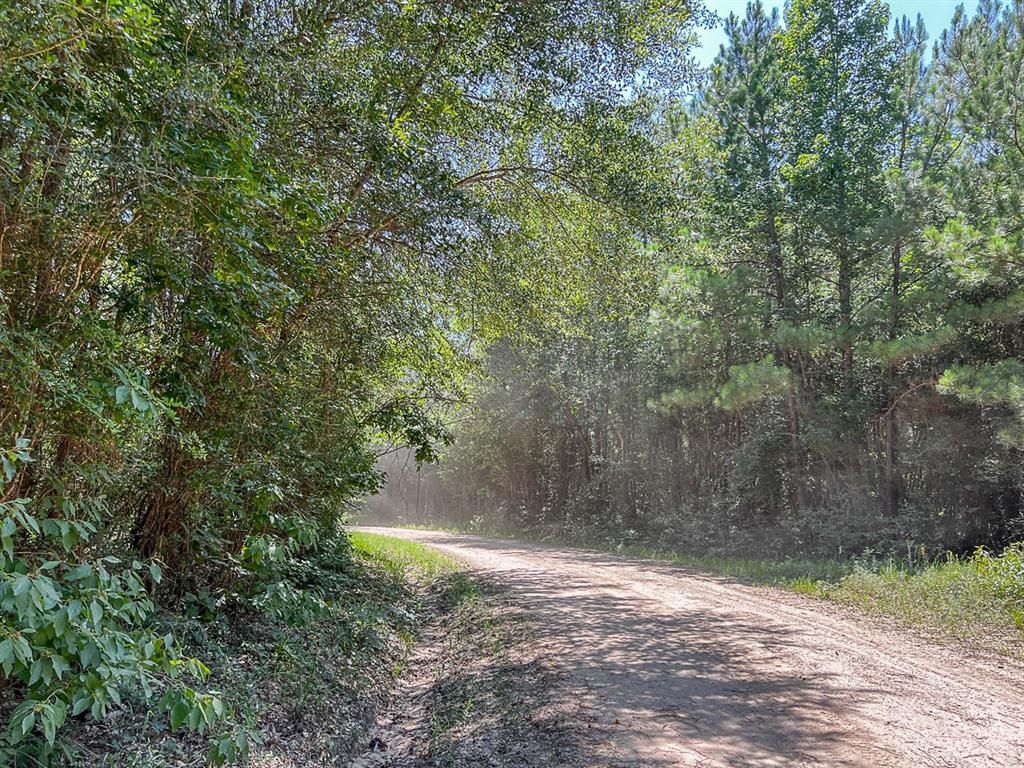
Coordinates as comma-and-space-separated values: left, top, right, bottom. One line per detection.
606, 543, 852, 585
351, 531, 463, 575
350, 531, 480, 611
612, 542, 1024, 655
625, 542, 1024, 655
817, 548, 1024, 653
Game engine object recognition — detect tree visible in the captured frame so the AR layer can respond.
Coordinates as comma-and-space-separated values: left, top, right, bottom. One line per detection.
412, 0, 1024, 558
0, 0, 697, 758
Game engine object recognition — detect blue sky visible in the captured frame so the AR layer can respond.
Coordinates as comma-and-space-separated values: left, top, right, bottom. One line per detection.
692, 1, 967, 66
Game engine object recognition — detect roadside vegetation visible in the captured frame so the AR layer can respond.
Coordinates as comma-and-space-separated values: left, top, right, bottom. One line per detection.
0, 0, 691, 762
347, 532, 577, 767
351, 533, 472, 585
374, 0, 1024, 567
620, 540, 1024, 656
817, 545, 1024, 655
55, 531, 535, 767
368, 0, 1024, 656
55, 534, 426, 767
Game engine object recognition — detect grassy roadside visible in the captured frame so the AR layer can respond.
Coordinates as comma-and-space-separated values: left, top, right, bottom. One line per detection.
56, 534, 486, 767
349, 531, 482, 621
622, 545, 1024, 656
349, 531, 578, 767
812, 548, 1024, 654
383, 522, 1024, 658
351, 531, 473, 584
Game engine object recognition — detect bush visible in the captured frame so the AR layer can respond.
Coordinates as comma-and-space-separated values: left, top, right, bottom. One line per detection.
973, 543, 1024, 606
0, 493, 235, 767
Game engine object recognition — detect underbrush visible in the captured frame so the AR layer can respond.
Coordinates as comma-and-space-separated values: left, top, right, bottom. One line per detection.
57, 533, 464, 767
815, 545, 1024, 654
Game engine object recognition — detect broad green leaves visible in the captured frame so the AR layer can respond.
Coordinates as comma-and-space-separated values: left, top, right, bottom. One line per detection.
0, 514, 223, 764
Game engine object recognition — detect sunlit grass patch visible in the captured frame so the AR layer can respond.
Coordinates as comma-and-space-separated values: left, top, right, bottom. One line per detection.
817, 547, 1024, 654
668, 545, 1024, 655
350, 532, 463, 577
349, 532, 479, 610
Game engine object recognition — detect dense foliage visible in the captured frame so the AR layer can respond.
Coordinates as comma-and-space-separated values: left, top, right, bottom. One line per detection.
398, 0, 1024, 559
0, 0, 694, 761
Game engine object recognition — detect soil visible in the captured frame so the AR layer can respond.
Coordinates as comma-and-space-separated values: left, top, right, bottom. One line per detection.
355, 527, 1024, 768
352, 578, 585, 768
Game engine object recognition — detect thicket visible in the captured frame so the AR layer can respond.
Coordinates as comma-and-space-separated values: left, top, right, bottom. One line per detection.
66, 535, 420, 766
0, 0, 693, 761
389, 0, 1024, 560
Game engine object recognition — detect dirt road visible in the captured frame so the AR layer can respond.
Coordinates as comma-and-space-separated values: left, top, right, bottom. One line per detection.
357, 527, 1024, 767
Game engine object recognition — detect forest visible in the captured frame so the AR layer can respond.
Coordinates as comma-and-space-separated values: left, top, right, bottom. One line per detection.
377, 0, 1024, 561
2, 0, 1023, 765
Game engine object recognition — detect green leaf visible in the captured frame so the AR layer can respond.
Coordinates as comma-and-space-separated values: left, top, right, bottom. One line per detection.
19, 711, 35, 737
13, 574, 32, 597
53, 609, 68, 636
67, 563, 92, 581
130, 389, 148, 412
89, 600, 104, 627
236, 731, 249, 761
18, 511, 39, 535
51, 699, 67, 729
170, 700, 190, 730
0, 639, 13, 673
71, 693, 91, 717
51, 654, 71, 680
80, 641, 99, 667
12, 635, 32, 663
29, 658, 45, 685
40, 706, 56, 745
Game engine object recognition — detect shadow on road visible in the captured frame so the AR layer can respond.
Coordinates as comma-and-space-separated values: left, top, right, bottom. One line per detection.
403, 532, 886, 767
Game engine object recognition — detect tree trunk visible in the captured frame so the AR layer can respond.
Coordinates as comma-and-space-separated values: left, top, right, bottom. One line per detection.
883, 236, 903, 515
133, 437, 195, 562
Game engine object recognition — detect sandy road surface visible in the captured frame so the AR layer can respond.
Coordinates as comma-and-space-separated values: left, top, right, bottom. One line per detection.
356, 527, 1024, 767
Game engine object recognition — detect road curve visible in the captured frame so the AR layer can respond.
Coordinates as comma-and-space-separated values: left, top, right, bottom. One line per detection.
356, 527, 1024, 767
